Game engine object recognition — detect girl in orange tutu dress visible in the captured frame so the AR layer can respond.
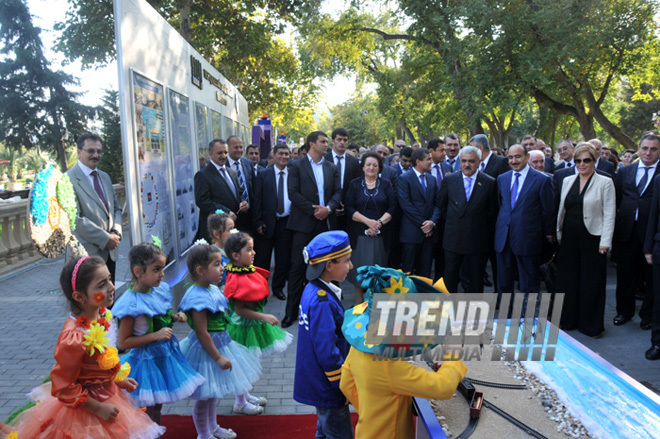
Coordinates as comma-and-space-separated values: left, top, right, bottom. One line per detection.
8, 256, 165, 439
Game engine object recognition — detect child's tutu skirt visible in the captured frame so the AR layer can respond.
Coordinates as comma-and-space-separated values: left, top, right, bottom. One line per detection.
10, 385, 165, 439
179, 330, 262, 400
227, 315, 293, 358
121, 336, 205, 407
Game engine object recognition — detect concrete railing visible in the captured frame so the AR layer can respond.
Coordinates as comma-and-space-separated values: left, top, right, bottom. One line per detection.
0, 184, 126, 277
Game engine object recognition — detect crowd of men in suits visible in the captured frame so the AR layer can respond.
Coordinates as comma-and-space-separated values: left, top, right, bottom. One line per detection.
192, 128, 660, 360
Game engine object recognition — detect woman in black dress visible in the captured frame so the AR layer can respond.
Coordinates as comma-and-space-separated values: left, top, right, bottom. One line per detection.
556, 143, 615, 337
345, 152, 397, 303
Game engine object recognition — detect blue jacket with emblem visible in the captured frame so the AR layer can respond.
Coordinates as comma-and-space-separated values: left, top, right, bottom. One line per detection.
293, 279, 350, 408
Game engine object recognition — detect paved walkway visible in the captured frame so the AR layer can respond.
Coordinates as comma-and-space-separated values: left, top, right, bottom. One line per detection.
1, 241, 659, 421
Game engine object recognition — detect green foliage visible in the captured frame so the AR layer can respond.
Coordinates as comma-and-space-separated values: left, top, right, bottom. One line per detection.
0, 0, 94, 170
618, 83, 660, 142
327, 89, 394, 147
55, 0, 322, 137
97, 89, 124, 183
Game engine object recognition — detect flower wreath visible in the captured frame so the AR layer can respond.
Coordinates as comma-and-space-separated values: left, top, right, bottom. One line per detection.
226, 263, 256, 274
75, 307, 131, 382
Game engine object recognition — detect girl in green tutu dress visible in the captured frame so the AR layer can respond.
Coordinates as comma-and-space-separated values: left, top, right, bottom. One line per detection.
224, 232, 293, 359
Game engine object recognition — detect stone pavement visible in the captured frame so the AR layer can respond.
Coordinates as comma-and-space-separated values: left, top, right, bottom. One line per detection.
1, 241, 659, 421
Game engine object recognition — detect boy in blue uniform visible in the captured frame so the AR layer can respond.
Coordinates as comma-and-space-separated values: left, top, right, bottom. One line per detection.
293, 231, 354, 439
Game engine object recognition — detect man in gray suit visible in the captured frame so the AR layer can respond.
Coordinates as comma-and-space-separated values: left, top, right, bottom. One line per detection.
66, 134, 123, 280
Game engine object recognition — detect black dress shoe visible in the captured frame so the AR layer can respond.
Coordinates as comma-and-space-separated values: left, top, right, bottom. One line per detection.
273, 290, 286, 301
613, 314, 632, 326
281, 316, 295, 328
645, 345, 660, 360
641, 318, 652, 330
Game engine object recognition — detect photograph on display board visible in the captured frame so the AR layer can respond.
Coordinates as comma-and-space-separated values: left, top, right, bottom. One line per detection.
211, 109, 221, 141
168, 89, 198, 256
195, 102, 209, 169
132, 71, 175, 262
223, 114, 234, 138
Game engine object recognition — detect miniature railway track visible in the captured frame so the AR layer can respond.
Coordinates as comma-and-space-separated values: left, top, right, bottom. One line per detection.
454, 377, 549, 439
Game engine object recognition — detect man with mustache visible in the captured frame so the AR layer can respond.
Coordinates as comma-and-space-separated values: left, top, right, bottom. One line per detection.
66, 133, 123, 281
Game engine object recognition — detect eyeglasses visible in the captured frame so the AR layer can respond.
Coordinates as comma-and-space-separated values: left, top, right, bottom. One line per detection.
82, 148, 104, 156
574, 158, 593, 164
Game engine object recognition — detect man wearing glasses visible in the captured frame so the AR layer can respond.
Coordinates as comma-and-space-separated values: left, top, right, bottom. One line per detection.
66, 133, 123, 281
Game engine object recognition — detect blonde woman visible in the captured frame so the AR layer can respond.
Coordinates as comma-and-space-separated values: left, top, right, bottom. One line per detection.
556, 143, 615, 337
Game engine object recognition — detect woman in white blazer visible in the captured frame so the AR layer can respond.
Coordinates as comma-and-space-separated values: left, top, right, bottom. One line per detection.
556, 143, 615, 337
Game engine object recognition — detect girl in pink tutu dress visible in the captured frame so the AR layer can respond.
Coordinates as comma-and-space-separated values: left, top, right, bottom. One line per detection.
8, 256, 165, 439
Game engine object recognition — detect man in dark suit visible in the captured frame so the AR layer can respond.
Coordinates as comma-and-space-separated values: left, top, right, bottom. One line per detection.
588, 138, 616, 178
194, 139, 248, 240
325, 128, 361, 230
495, 144, 554, 314
614, 134, 660, 328
391, 146, 413, 175
439, 146, 497, 294
554, 140, 575, 171
471, 134, 510, 289
427, 138, 452, 279
283, 131, 342, 327
226, 135, 254, 231
397, 148, 441, 278
471, 134, 510, 179
444, 133, 461, 172
642, 134, 660, 360
246, 143, 266, 177
372, 143, 399, 188
253, 143, 293, 301
522, 134, 554, 174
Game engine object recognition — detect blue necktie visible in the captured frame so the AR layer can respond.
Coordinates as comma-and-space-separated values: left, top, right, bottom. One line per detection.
448, 159, 456, 171
465, 176, 473, 200
511, 172, 521, 209
434, 164, 442, 187
420, 174, 427, 191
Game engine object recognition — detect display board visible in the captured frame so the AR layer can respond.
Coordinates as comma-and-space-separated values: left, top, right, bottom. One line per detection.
115, 0, 250, 280
132, 71, 175, 262
223, 115, 234, 138
167, 88, 197, 256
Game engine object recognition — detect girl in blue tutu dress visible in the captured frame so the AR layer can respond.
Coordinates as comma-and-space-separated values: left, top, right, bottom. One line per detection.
179, 242, 264, 439
224, 233, 293, 358
113, 243, 205, 427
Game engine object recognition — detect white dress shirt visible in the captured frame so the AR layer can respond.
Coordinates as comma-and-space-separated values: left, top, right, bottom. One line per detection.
78, 161, 107, 200
332, 150, 347, 189
509, 165, 531, 201
308, 155, 326, 206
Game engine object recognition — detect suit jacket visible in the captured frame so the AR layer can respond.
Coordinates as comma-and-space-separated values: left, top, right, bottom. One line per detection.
557, 173, 616, 248
391, 162, 407, 175
597, 158, 616, 179
482, 153, 510, 179
380, 166, 400, 190
614, 162, 660, 243
544, 156, 555, 174
445, 157, 461, 172
494, 168, 554, 255
397, 170, 441, 244
194, 162, 245, 240
439, 172, 497, 254
325, 150, 361, 200
643, 175, 660, 254
252, 165, 287, 239
287, 156, 342, 233
252, 164, 266, 178
554, 160, 571, 171
66, 163, 122, 261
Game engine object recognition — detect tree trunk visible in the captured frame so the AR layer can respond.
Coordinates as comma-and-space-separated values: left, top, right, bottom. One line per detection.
57, 138, 69, 171
178, 0, 192, 44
